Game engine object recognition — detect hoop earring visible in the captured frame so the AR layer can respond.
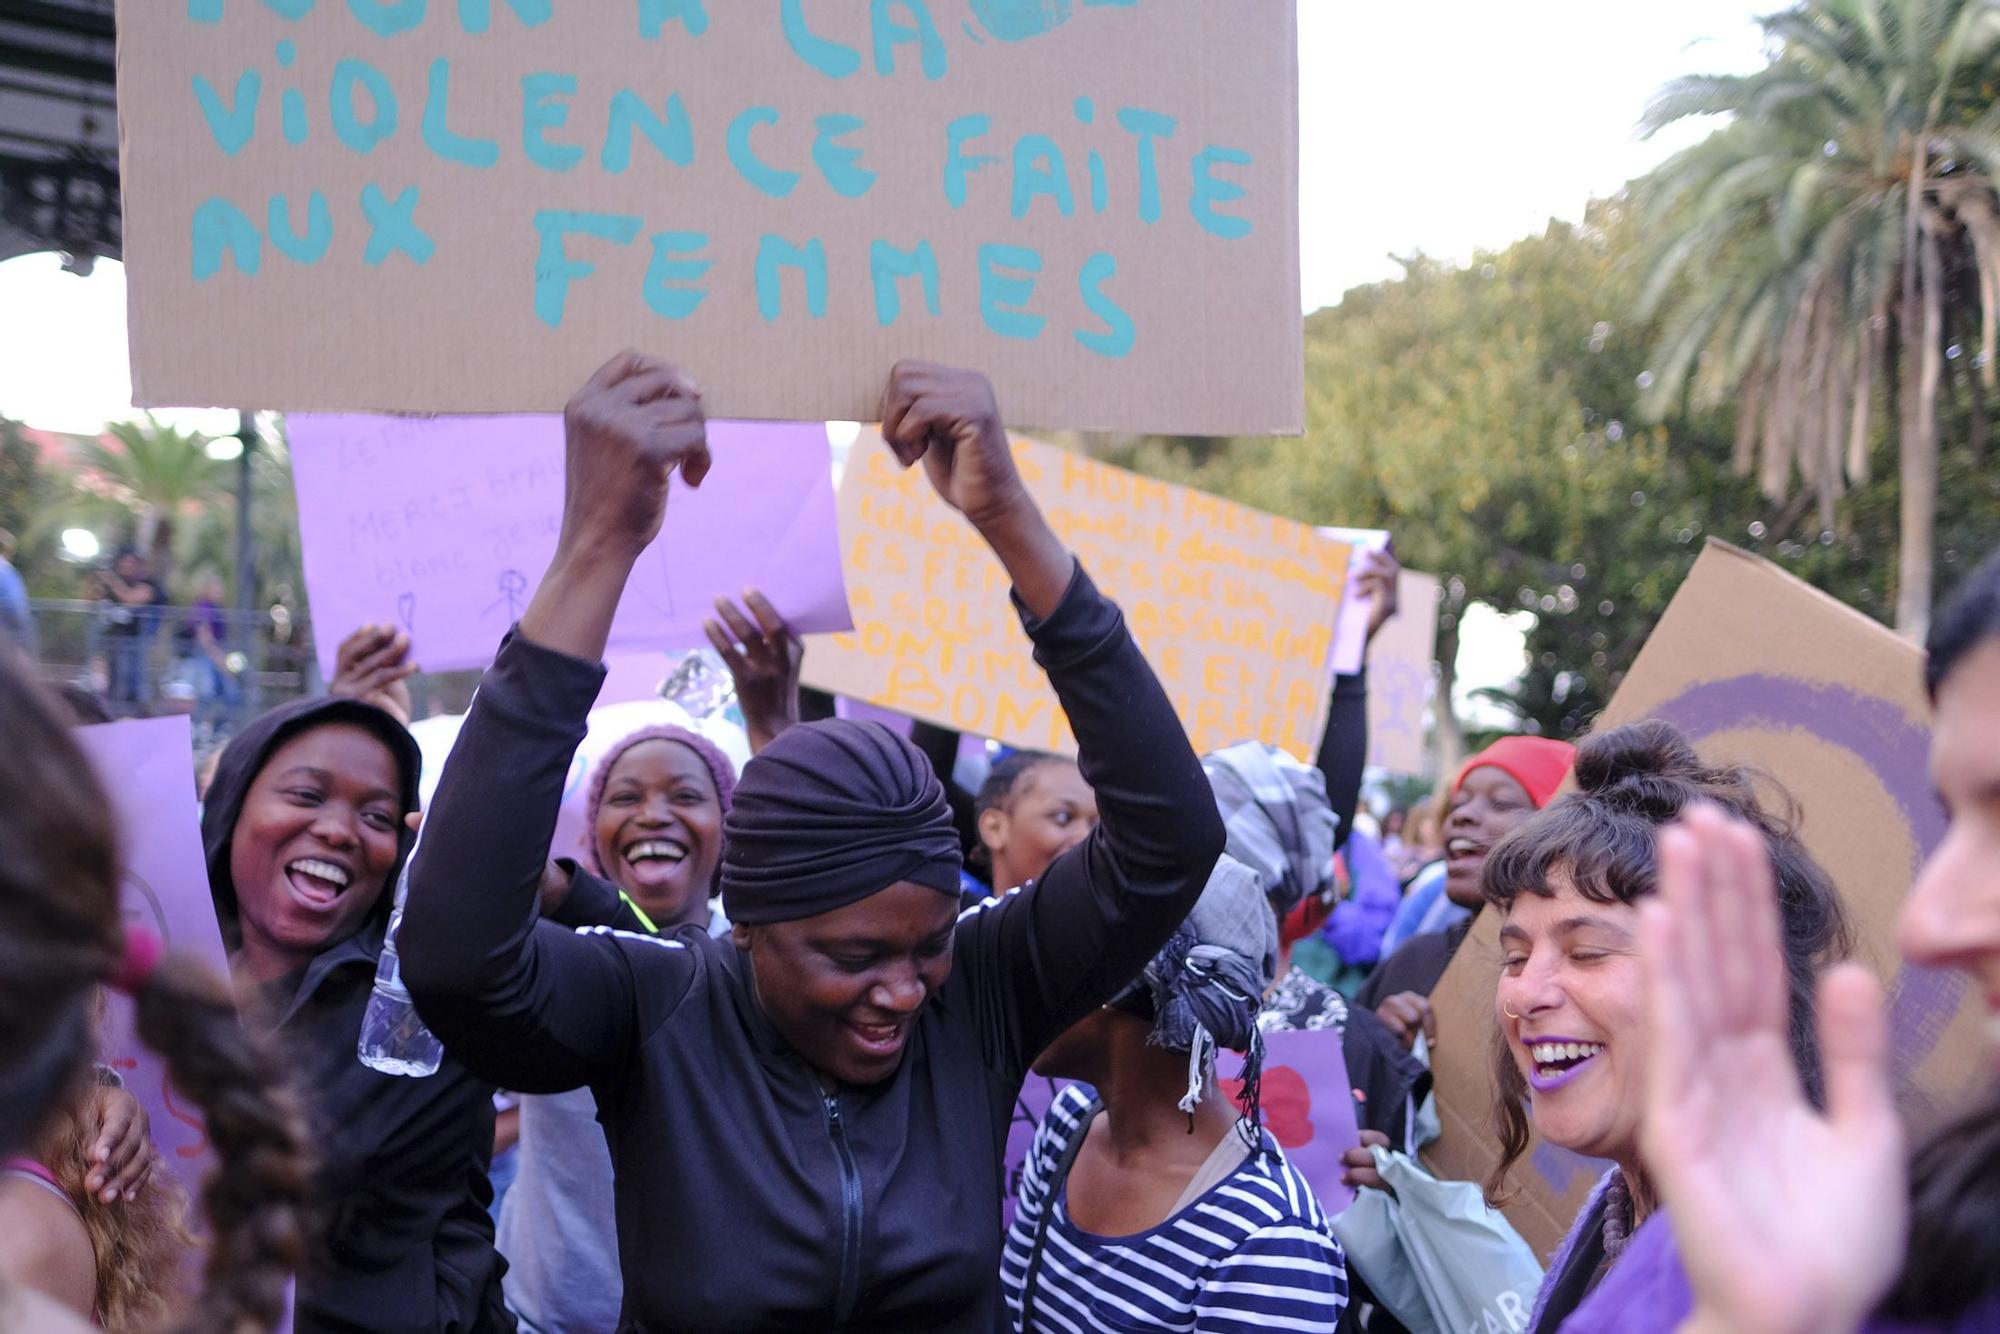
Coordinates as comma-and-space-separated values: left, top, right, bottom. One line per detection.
1501, 1003, 1520, 1020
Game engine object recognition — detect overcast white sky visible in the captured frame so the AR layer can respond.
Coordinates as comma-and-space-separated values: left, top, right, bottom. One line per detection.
0, 3, 1771, 703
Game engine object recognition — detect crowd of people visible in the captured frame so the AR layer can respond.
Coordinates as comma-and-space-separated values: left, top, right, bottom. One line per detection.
0, 350, 1995, 1333
0, 534, 252, 730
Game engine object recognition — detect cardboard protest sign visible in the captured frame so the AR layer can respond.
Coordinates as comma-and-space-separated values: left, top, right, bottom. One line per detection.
1366, 569, 1440, 774
288, 415, 849, 679
119, 2, 1302, 435
803, 433, 1350, 760
1001, 1028, 1359, 1230
73, 717, 233, 1208
1423, 541, 1985, 1259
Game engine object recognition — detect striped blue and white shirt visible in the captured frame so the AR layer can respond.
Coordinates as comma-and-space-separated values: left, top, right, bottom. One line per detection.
1001, 1083, 1349, 1333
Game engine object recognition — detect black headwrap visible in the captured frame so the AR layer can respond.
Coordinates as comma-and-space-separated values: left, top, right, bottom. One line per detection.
201, 695, 422, 954
720, 719, 961, 925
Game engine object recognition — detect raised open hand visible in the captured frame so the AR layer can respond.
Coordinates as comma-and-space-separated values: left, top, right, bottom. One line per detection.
879, 361, 1028, 529
1639, 804, 1906, 1334
707, 589, 802, 754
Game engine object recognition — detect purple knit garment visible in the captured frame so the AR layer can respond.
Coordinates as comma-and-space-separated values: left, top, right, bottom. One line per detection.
581, 724, 737, 876
1542, 1192, 2000, 1333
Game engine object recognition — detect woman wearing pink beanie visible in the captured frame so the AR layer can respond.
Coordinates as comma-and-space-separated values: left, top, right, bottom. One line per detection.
578, 723, 738, 933
499, 594, 798, 1334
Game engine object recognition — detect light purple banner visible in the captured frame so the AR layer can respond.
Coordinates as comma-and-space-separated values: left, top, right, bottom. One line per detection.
74, 717, 231, 1206
288, 415, 853, 679
1002, 1027, 1360, 1231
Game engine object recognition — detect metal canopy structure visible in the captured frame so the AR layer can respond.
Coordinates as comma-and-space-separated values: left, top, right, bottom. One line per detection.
0, 0, 118, 268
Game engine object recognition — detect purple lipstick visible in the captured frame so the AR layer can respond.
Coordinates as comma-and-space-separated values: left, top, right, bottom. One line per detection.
1522, 1035, 1606, 1092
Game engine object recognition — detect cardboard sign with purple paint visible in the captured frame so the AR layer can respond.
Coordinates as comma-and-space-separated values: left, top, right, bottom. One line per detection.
1423, 541, 1984, 1260
73, 716, 233, 1206
1000, 1027, 1359, 1231
288, 415, 851, 679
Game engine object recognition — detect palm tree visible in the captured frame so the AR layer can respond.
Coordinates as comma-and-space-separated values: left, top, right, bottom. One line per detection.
1634, 0, 2000, 637
73, 414, 229, 578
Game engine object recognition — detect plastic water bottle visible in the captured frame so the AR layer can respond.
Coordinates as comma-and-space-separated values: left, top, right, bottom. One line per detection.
357, 858, 444, 1077
658, 647, 737, 720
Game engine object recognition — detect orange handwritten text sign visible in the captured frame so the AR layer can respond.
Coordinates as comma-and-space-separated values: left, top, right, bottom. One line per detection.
804, 433, 1349, 759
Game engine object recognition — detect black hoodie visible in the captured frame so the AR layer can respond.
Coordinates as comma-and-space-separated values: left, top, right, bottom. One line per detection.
400, 566, 1228, 1331
202, 695, 514, 1334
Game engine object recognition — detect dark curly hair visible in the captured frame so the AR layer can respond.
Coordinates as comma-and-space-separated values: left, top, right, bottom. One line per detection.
1479, 719, 1850, 1206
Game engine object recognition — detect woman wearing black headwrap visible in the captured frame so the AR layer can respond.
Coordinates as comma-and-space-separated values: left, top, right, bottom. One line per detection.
399, 353, 1225, 1331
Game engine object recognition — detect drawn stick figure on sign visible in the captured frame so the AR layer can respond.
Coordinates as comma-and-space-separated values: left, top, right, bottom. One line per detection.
487, 570, 529, 623
628, 545, 677, 625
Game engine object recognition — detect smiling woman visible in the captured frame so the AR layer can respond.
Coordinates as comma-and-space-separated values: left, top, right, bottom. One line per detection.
583, 724, 737, 930
200, 692, 639, 1331
396, 353, 1226, 1331
1478, 719, 1850, 1333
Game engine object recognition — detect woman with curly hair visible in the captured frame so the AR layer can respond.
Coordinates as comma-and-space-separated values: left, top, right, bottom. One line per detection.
3, 1069, 197, 1331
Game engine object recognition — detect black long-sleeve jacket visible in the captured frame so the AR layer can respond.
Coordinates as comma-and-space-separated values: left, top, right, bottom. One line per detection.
202, 696, 510, 1333
400, 565, 1224, 1331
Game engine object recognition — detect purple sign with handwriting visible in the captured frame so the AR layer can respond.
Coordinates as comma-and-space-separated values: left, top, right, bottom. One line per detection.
1002, 1027, 1360, 1231
289, 415, 852, 679
73, 717, 232, 1206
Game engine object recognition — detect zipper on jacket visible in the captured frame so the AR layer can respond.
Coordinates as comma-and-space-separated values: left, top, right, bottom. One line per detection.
822, 1091, 864, 1327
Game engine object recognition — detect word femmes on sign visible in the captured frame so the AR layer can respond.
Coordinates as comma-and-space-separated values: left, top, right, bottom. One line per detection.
183, 0, 1259, 356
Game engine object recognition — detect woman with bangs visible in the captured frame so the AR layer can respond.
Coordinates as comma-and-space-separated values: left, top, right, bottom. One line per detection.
1474, 720, 1849, 1332
1559, 546, 2000, 1333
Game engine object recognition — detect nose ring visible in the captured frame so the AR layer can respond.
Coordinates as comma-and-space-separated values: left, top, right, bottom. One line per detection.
1502, 1003, 1520, 1020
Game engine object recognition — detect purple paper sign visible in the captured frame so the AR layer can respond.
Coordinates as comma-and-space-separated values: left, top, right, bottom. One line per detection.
1001, 1027, 1361, 1231
72, 717, 232, 1206
288, 415, 852, 679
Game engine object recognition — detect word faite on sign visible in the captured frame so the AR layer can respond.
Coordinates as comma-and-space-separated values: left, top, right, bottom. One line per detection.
803, 433, 1349, 760
287, 414, 850, 679
1423, 541, 1987, 1260
118, 2, 1302, 435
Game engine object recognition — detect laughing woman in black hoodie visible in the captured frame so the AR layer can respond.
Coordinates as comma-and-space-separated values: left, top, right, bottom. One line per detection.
201, 690, 635, 1331
201, 694, 512, 1333
398, 353, 1226, 1331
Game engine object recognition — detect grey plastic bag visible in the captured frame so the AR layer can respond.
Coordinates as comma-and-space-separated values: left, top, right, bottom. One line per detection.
1331, 1147, 1544, 1334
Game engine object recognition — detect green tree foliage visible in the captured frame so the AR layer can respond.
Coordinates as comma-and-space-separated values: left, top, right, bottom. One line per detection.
72, 415, 230, 577
1102, 207, 1890, 741
177, 420, 306, 613
0, 418, 69, 593
1636, 0, 2000, 636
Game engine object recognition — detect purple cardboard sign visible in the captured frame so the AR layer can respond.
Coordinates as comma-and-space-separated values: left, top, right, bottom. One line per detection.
73, 717, 232, 1206
1001, 1027, 1360, 1231
289, 415, 852, 679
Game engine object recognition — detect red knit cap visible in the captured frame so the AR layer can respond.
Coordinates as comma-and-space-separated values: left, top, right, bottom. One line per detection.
1451, 736, 1576, 810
